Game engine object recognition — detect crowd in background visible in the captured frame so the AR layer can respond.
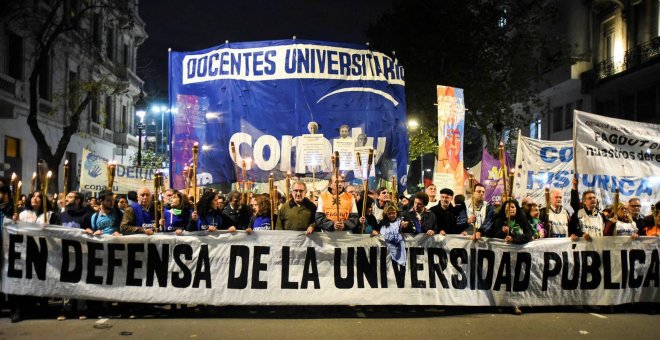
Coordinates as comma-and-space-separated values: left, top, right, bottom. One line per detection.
0, 175, 659, 321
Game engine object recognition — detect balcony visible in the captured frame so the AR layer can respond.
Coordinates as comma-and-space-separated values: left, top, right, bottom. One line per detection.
595, 36, 660, 80
115, 67, 144, 88
113, 132, 139, 148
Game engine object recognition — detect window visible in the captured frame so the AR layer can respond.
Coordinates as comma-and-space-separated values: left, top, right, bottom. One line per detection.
529, 118, 542, 139
67, 70, 78, 114
552, 106, 563, 132
4, 136, 22, 177
6, 31, 23, 79
104, 95, 113, 128
5, 136, 20, 158
564, 103, 574, 130
602, 18, 615, 61
92, 14, 102, 48
123, 43, 129, 67
38, 55, 51, 100
121, 104, 128, 133
106, 28, 115, 61
91, 95, 100, 123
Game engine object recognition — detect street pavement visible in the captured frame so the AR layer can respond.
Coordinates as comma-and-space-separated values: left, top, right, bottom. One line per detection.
1, 304, 658, 339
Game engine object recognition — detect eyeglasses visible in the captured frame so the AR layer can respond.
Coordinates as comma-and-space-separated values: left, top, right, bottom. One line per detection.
292, 189, 305, 193
630, 205, 641, 208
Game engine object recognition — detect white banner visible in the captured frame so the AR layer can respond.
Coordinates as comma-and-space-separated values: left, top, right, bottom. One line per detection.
513, 134, 659, 213
80, 149, 169, 195
574, 110, 660, 178
3, 220, 659, 306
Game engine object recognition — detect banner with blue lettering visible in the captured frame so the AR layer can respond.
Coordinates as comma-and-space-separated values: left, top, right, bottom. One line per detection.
168, 40, 408, 192
512, 135, 659, 214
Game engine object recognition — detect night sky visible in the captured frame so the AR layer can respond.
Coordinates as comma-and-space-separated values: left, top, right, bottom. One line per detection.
137, 0, 397, 97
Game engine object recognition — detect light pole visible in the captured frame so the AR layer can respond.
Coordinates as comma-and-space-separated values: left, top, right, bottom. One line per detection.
407, 119, 425, 189
136, 109, 145, 167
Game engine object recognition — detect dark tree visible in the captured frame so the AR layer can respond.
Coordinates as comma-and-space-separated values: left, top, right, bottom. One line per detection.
368, 0, 570, 162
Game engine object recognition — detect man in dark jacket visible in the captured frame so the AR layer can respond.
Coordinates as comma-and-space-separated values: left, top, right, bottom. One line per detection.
222, 190, 250, 229
56, 191, 90, 229
402, 192, 436, 235
429, 188, 464, 235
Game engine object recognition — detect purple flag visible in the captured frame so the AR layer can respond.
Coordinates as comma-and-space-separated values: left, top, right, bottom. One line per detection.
480, 148, 514, 203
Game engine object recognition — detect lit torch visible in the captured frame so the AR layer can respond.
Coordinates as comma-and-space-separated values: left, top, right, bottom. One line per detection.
63, 160, 69, 196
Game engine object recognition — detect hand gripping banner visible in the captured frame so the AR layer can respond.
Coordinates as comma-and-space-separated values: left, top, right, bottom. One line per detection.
168, 39, 408, 192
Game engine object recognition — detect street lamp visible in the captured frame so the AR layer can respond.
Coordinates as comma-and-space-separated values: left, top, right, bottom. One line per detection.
407, 119, 424, 189
136, 109, 145, 167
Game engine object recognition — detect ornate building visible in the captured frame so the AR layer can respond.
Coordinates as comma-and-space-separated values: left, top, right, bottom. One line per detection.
0, 0, 147, 191
527, 0, 660, 140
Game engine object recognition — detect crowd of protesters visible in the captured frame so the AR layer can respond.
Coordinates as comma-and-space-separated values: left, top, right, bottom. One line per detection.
0, 174, 658, 321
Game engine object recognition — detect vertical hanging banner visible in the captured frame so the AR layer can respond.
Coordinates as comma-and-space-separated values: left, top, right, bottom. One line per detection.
433, 86, 465, 194
480, 148, 514, 203
512, 135, 659, 211
169, 40, 408, 192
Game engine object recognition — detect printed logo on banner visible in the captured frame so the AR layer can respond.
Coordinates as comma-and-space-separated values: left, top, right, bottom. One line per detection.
84, 152, 104, 178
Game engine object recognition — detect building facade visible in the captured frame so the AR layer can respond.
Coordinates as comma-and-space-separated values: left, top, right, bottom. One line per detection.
528, 0, 660, 140
0, 0, 147, 192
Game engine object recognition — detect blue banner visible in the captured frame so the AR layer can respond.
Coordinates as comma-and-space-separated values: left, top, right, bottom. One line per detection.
169, 39, 407, 191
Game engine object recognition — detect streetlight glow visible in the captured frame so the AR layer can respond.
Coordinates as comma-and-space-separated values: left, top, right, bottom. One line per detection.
408, 119, 419, 129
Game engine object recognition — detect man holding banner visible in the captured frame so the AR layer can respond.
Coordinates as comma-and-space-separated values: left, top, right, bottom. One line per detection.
120, 187, 156, 235
463, 184, 495, 239
315, 175, 358, 232
539, 189, 571, 238
569, 186, 607, 241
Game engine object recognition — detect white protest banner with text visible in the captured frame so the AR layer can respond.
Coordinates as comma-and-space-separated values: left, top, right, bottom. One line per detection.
2, 220, 659, 306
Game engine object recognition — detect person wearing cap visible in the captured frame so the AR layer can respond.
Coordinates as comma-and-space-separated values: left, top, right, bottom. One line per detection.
430, 188, 463, 235
398, 195, 411, 212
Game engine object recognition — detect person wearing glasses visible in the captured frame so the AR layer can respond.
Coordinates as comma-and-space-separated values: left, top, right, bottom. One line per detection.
462, 183, 495, 239
277, 181, 317, 235
568, 177, 607, 241
120, 187, 156, 235
628, 198, 651, 232
604, 203, 639, 238
372, 187, 391, 223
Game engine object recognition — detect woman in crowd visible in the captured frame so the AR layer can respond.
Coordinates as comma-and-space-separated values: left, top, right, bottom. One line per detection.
247, 194, 272, 233
378, 203, 409, 266
604, 203, 639, 238
116, 195, 129, 212
492, 199, 532, 315
14, 191, 57, 225
523, 202, 545, 239
196, 191, 223, 231
160, 190, 192, 235
358, 196, 379, 236
493, 199, 533, 244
